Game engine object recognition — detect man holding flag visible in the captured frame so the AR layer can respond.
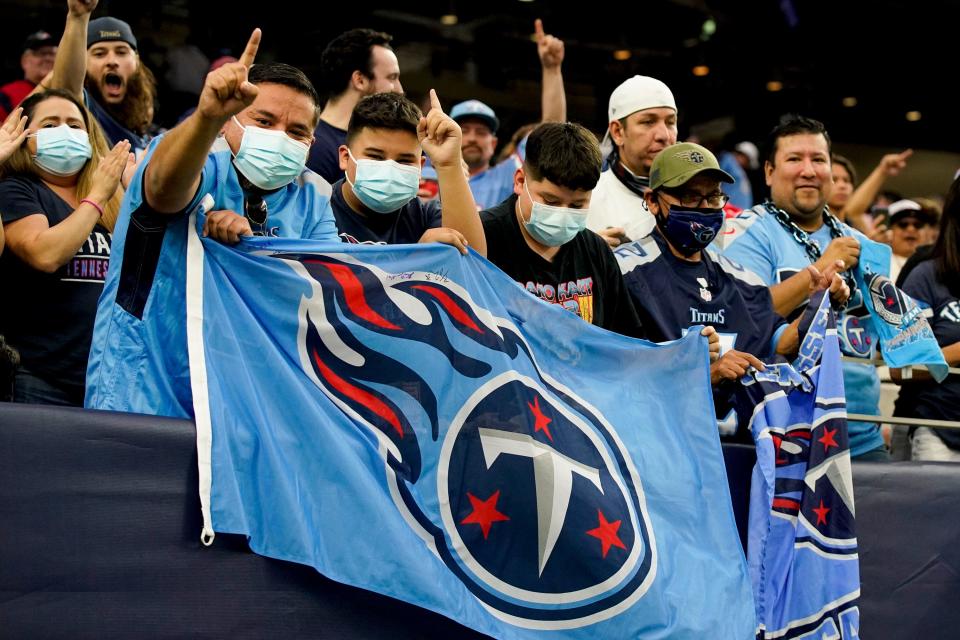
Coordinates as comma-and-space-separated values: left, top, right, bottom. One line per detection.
721, 115, 894, 460
86, 29, 341, 418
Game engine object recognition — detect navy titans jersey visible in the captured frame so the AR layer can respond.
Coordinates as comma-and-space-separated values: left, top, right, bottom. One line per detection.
615, 232, 787, 358
615, 231, 788, 440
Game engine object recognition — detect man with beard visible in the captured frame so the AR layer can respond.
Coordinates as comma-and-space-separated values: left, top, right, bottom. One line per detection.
719, 114, 889, 461
47, 0, 155, 153
306, 28, 403, 184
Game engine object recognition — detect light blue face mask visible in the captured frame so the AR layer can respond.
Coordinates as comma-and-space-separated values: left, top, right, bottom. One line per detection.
345, 149, 421, 214
33, 125, 92, 177
520, 182, 589, 247
232, 117, 309, 191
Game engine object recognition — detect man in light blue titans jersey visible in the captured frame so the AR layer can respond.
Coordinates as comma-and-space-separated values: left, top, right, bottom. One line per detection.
86, 30, 340, 419
720, 114, 888, 460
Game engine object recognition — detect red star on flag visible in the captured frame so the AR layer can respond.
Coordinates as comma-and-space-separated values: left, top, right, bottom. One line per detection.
586, 510, 627, 558
818, 427, 839, 451
528, 396, 553, 442
813, 499, 830, 526
461, 490, 510, 539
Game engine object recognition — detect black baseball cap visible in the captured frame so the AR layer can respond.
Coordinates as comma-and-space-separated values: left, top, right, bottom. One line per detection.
23, 31, 56, 52
87, 17, 137, 51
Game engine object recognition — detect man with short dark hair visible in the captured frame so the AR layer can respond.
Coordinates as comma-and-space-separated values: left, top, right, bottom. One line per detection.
307, 28, 402, 183
329, 91, 485, 255
719, 114, 889, 460
86, 30, 341, 418
0, 31, 58, 120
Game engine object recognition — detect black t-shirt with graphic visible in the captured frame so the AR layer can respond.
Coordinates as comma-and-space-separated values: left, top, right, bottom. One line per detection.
895, 259, 960, 448
480, 194, 645, 339
330, 179, 442, 245
0, 174, 112, 402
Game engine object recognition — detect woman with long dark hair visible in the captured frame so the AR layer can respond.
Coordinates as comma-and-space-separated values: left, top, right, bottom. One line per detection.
894, 176, 960, 460
0, 88, 129, 405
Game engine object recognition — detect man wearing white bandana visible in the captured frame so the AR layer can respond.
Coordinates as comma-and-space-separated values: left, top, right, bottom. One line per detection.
586, 75, 678, 248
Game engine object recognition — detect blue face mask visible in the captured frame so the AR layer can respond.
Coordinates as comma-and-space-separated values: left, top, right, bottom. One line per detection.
345, 149, 421, 214
521, 182, 589, 247
232, 117, 309, 191
33, 125, 92, 177
656, 201, 724, 257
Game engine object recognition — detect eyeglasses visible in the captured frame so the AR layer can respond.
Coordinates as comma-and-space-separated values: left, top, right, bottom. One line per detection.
661, 189, 729, 209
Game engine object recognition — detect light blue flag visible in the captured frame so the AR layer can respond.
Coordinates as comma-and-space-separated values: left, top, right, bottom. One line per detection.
744, 293, 860, 639
184, 216, 757, 639
855, 238, 948, 381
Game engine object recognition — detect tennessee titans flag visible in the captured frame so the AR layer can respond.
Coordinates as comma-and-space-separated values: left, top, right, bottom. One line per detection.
183, 214, 756, 639
854, 239, 948, 382
744, 292, 860, 639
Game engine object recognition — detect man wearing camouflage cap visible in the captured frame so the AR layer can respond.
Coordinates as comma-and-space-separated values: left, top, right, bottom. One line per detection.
612, 142, 849, 439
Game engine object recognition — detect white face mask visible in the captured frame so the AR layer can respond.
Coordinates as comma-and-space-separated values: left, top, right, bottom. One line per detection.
520, 182, 590, 247
32, 125, 92, 176
344, 149, 421, 214
231, 117, 309, 190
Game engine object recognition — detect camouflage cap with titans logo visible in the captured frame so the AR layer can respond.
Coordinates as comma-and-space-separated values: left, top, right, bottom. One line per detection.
649, 142, 735, 191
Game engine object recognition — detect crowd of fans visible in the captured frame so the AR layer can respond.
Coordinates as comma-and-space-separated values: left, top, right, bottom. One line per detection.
1, 0, 958, 464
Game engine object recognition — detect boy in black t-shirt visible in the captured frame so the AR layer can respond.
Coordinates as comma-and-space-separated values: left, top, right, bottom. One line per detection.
330, 91, 485, 255
481, 122, 723, 352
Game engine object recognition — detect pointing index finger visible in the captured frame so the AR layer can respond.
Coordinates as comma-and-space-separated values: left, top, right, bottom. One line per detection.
534, 18, 545, 41
429, 88, 443, 113
239, 28, 262, 69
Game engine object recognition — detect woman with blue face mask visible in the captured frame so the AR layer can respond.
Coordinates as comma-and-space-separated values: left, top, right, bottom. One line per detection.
0, 89, 131, 406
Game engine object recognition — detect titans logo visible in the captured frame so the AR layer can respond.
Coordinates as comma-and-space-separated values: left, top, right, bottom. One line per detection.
280, 252, 654, 629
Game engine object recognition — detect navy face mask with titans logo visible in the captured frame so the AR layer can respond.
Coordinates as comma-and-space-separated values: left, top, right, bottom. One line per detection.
656, 203, 724, 257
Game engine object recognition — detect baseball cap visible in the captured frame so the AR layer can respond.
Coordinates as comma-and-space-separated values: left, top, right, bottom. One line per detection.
649, 142, 734, 191
450, 100, 499, 134
734, 141, 760, 169
607, 75, 676, 123
601, 75, 676, 157
887, 199, 935, 225
23, 31, 56, 52
87, 17, 137, 51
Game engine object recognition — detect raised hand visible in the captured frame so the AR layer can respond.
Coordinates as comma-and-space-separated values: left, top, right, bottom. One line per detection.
417, 89, 462, 170
879, 149, 912, 177
197, 28, 261, 122
0, 108, 28, 166
535, 19, 564, 69
89, 139, 132, 203
67, 0, 97, 17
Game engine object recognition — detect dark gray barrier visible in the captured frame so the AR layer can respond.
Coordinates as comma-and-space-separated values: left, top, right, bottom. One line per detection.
1, 403, 958, 639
